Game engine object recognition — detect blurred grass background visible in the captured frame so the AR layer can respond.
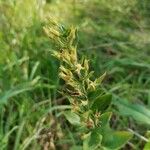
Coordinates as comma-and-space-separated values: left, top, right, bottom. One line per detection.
0, 0, 150, 149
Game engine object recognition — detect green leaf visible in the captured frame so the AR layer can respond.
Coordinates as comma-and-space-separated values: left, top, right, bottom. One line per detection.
99, 112, 112, 127
103, 131, 132, 150
114, 99, 150, 125
83, 132, 102, 150
144, 141, 150, 150
63, 111, 80, 126
95, 111, 132, 150
98, 126, 132, 150
95, 72, 106, 85
91, 94, 112, 112
88, 89, 103, 101
88, 130, 102, 148
70, 146, 82, 150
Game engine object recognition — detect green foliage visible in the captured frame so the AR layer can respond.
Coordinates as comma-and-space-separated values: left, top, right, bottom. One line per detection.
144, 141, 150, 150
115, 99, 150, 125
91, 94, 112, 112
0, 77, 40, 105
63, 111, 81, 126
101, 115, 132, 149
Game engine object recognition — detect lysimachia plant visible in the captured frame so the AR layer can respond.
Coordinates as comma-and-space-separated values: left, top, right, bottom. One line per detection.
44, 20, 132, 150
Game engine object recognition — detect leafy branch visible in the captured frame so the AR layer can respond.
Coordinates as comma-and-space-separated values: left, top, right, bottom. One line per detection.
44, 20, 132, 150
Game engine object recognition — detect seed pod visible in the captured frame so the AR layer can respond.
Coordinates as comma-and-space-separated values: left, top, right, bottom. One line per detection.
86, 118, 94, 129
75, 64, 83, 75
83, 59, 89, 71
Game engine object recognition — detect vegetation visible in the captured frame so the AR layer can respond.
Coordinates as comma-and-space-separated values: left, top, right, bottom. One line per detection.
0, 0, 150, 149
